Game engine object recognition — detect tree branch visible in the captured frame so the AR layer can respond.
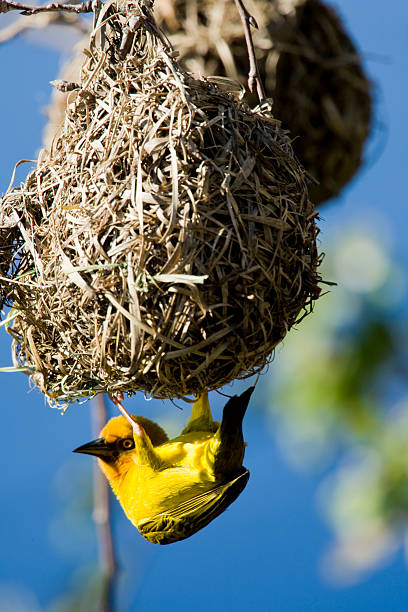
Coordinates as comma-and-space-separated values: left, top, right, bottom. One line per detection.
50, 78, 80, 92
92, 394, 117, 612
233, 0, 266, 103
0, 0, 94, 16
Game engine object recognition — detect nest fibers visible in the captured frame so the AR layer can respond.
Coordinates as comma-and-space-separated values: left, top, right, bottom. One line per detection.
154, 0, 373, 205
0, 203, 25, 311
0, 0, 320, 407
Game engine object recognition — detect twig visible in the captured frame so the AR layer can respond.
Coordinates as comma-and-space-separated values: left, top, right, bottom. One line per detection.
233, 0, 266, 103
92, 394, 117, 612
50, 79, 80, 92
0, 0, 94, 16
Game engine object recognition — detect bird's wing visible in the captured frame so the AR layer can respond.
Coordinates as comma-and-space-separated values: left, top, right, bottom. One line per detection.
137, 469, 250, 545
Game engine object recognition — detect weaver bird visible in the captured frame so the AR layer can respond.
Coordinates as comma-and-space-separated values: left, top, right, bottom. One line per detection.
74, 387, 254, 544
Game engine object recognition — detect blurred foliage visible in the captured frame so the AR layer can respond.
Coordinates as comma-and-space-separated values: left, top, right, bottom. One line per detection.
266, 221, 408, 583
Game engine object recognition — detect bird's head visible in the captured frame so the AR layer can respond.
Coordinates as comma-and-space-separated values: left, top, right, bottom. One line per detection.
73, 413, 168, 482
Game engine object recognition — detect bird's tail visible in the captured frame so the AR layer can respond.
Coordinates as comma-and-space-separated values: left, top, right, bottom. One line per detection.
210, 386, 255, 479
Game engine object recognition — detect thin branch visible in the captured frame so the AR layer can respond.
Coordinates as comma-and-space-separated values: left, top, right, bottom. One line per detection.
92, 393, 117, 612
233, 0, 266, 103
50, 78, 80, 92
0, 0, 94, 16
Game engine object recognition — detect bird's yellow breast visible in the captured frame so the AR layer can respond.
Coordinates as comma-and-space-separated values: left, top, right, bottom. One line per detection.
112, 433, 217, 525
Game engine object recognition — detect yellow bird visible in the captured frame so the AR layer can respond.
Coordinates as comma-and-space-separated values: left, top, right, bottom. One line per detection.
74, 387, 254, 544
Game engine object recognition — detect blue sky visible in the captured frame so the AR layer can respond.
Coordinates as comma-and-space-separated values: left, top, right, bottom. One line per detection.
0, 1, 407, 610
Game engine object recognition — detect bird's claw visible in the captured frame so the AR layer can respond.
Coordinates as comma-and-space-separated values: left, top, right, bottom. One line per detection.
109, 391, 124, 410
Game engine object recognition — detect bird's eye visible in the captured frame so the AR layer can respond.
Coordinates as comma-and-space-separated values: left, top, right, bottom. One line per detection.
121, 438, 134, 450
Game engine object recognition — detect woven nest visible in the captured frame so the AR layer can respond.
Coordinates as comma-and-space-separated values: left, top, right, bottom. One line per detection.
153, 0, 373, 204
0, 204, 24, 311
0, 0, 320, 407
271, 0, 373, 203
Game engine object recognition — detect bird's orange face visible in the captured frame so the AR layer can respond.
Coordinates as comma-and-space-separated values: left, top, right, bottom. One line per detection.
99, 415, 135, 448
99, 418, 139, 481
74, 414, 168, 472
73, 417, 136, 486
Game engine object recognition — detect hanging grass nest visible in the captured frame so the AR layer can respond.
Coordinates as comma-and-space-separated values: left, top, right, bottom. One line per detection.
0, 199, 26, 311
153, 0, 373, 204
271, 0, 373, 203
0, 0, 320, 407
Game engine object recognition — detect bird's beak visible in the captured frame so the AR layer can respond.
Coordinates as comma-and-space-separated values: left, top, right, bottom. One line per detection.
73, 437, 115, 459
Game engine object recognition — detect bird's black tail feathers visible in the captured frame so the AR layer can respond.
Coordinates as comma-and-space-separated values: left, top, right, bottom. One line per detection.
213, 386, 255, 479
221, 386, 255, 430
